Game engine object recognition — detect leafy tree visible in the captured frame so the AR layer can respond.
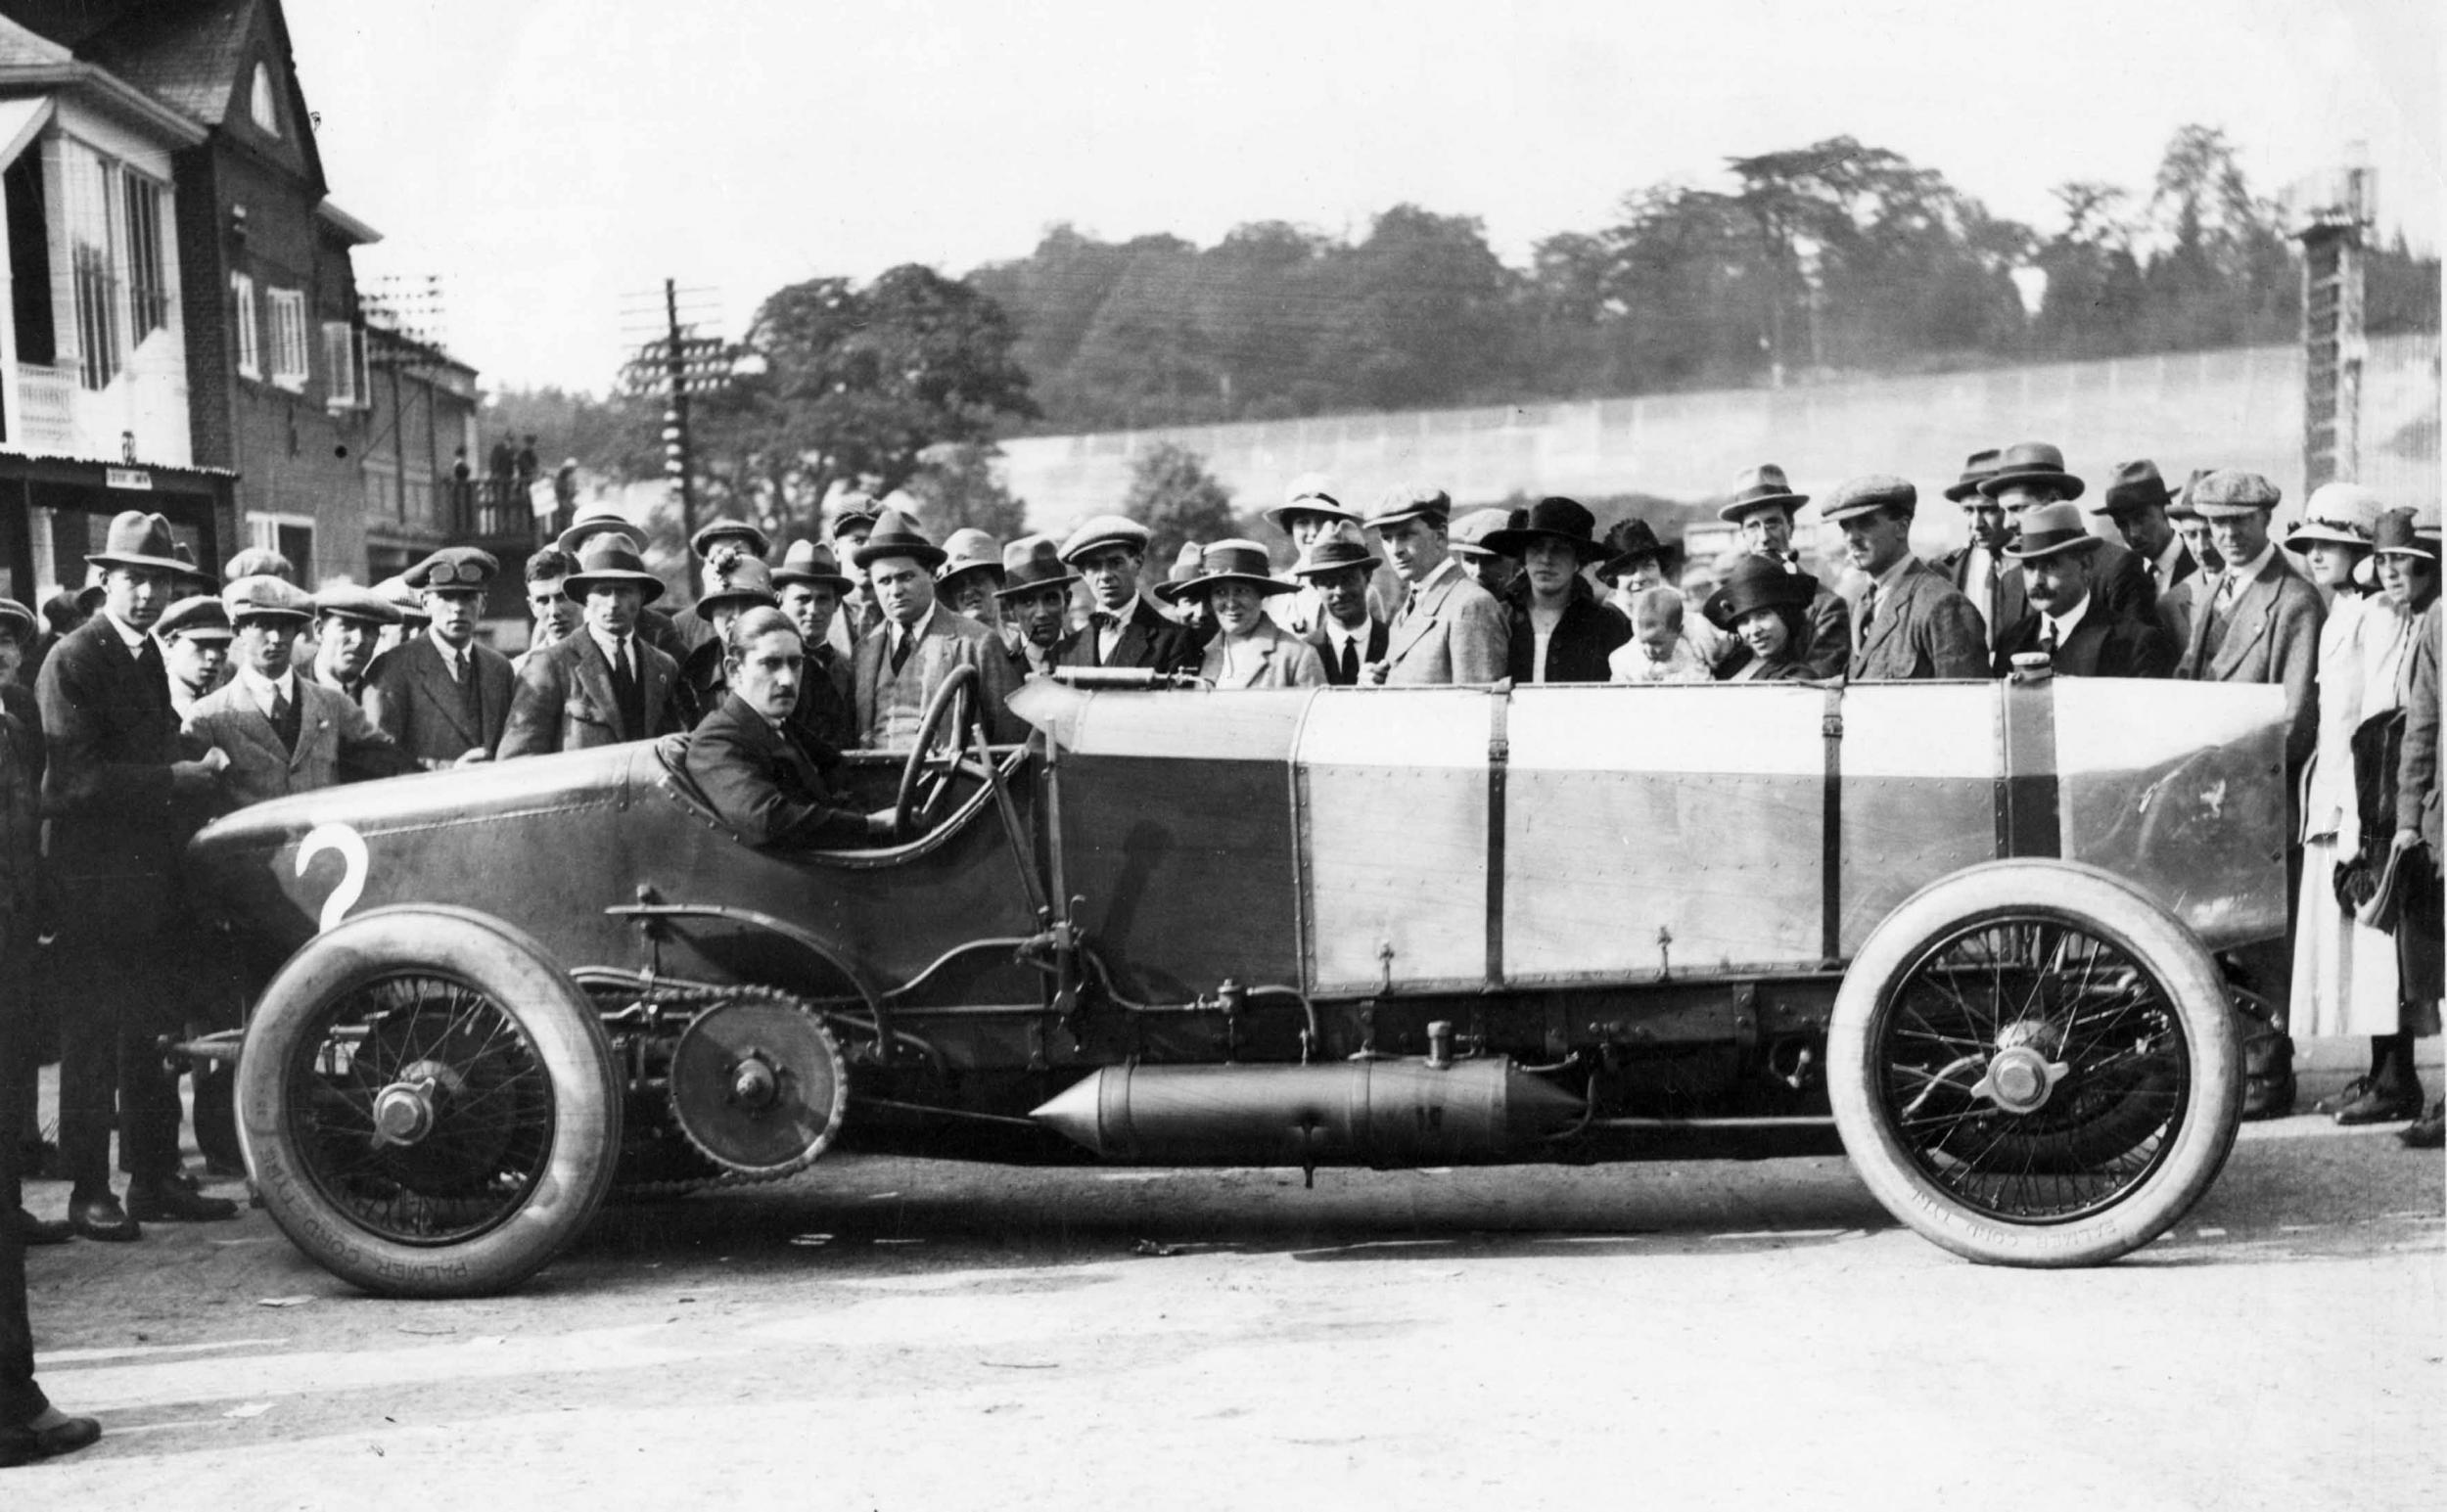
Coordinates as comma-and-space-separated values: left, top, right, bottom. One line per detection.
900, 440, 1031, 540
1121, 443, 1241, 567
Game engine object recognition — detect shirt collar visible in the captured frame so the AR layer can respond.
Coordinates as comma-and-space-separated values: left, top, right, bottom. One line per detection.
1095, 594, 1140, 626
585, 621, 631, 664
1872, 551, 1916, 595
238, 664, 298, 713
2044, 591, 2092, 642
104, 609, 150, 652
1414, 558, 1459, 596
2227, 542, 2276, 587
2155, 535, 2188, 582
429, 624, 475, 662
894, 603, 939, 642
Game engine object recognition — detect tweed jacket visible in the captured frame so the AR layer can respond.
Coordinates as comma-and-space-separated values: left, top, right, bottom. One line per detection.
2398, 599, 2440, 852
1197, 619, 1329, 690
184, 676, 413, 809
498, 628, 681, 757
1381, 563, 1509, 686
33, 615, 203, 927
686, 692, 870, 849
1505, 595, 1631, 685
1303, 617, 1390, 687
364, 633, 518, 767
2178, 549, 2326, 774
854, 607, 1025, 748
1056, 596, 1199, 677
1993, 604, 2177, 679
1844, 557, 1992, 682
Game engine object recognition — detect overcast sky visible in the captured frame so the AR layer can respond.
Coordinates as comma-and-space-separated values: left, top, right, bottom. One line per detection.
286, 0, 2441, 399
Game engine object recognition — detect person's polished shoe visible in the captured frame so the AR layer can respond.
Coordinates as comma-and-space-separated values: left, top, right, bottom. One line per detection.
2332, 1080, 2424, 1126
2397, 1098, 2444, 1149
0, 1414, 104, 1468
11, 1208, 71, 1246
68, 1191, 140, 1243
126, 1180, 238, 1223
2313, 1075, 2376, 1117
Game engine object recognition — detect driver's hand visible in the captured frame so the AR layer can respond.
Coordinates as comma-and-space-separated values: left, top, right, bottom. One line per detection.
865, 807, 899, 839
454, 749, 491, 767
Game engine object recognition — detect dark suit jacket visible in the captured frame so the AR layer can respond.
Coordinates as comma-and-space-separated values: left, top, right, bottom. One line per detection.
686, 692, 869, 848
1303, 618, 1389, 686
499, 629, 680, 757
854, 607, 1025, 748
2179, 550, 2326, 774
34, 617, 199, 931
1994, 605, 2177, 679
363, 634, 517, 767
184, 677, 413, 808
1057, 597, 1198, 677
1505, 596, 1631, 684
788, 641, 858, 755
1845, 557, 1992, 682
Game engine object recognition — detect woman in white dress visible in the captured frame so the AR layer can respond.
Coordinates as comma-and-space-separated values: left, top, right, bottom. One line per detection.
1168, 540, 1326, 691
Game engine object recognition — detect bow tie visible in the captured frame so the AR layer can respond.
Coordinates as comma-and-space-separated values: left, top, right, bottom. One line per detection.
1091, 610, 1121, 630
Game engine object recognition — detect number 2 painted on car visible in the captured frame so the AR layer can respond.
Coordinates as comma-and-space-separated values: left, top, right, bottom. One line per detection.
296, 822, 369, 933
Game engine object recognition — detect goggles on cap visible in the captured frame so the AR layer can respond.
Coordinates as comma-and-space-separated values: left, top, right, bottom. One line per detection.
426, 559, 485, 586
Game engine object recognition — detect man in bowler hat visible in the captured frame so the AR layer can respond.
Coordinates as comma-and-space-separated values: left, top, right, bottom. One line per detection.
1993, 504, 2176, 677
1979, 442, 2157, 640
499, 540, 683, 756
35, 512, 236, 1238
1822, 478, 1990, 681
363, 547, 517, 767
1365, 484, 1509, 685
853, 511, 1024, 750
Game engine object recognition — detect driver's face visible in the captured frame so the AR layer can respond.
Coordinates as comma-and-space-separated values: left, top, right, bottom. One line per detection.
728, 628, 803, 722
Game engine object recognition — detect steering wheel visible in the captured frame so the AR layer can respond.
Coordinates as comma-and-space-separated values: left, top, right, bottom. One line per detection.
893, 664, 982, 839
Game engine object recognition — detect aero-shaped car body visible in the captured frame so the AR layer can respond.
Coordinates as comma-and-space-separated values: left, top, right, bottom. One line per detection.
183, 670, 2287, 1295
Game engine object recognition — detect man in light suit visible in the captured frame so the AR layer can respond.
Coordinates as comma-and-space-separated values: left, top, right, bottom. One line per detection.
1364, 484, 1508, 685
2180, 469, 2327, 1119
1056, 515, 1199, 677
498, 541, 682, 756
853, 511, 1023, 751
363, 547, 517, 768
1824, 476, 1991, 681
184, 577, 412, 808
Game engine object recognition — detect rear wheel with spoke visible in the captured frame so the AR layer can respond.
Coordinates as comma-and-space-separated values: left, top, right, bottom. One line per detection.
1828, 861, 2241, 1267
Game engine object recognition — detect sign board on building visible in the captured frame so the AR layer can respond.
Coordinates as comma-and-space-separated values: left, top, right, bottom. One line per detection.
106, 467, 154, 491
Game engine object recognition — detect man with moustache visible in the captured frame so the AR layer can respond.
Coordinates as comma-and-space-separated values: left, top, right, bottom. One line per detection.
1991, 503, 2176, 677
994, 537, 1083, 680
686, 608, 895, 848
362, 547, 517, 767
1978, 442, 2157, 640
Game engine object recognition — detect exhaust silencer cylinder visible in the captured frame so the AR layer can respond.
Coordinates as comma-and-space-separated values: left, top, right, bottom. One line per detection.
1030, 1058, 1581, 1167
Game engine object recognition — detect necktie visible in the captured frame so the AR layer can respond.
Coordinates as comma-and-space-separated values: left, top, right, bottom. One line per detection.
1857, 584, 1877, 643
1335, 635, 1359, 685
2039, 619, 2058, 656
269, 685, 297, 753
890, 627, 912, 674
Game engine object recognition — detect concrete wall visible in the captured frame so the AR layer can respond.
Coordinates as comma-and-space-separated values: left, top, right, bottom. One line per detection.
1001, 336, 2442, 554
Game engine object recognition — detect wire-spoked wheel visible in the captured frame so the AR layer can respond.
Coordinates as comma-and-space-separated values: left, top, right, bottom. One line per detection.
1828, 861, 2241, 1267
239, 906, 623, 1298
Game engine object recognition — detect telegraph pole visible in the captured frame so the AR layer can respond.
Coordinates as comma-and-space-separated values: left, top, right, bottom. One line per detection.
662, 277, 698, 544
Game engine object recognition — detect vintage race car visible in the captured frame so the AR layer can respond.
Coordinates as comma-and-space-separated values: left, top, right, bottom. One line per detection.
182, 667, 2288, 1296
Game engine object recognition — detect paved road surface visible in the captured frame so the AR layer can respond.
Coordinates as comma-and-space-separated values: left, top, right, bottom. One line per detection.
11, 1108, 2440, 1511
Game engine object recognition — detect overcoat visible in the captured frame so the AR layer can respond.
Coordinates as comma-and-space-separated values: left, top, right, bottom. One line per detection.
1505, 596, 1630, 685
34, 617, 199, 930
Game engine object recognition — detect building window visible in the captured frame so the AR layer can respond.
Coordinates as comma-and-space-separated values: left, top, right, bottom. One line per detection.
249, 514, 313, 577
322, 321, 367, 407
66, 143, 119, 390
232, 272, 259, 378
251, 63, 280, 137
122, 171, 169, 338
268, 289, 308, 389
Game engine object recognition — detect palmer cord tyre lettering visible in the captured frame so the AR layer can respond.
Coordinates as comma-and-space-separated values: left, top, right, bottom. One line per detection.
236, 905, 623, 1299
1826, 860, 2241, 1268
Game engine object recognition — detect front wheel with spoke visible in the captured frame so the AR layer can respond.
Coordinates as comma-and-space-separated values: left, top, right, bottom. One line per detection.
237, 906, 623, 1298
1827, 860, 2241, 1267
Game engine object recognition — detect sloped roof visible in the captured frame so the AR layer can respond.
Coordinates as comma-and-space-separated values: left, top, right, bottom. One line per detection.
76, 0, 256, 124
0, 16, 76, 69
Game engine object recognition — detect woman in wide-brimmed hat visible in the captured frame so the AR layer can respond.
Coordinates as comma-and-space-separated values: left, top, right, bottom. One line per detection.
1171, 540, 1324, 690
1484, 497, 1629, 684
1702, 554, 1823, 683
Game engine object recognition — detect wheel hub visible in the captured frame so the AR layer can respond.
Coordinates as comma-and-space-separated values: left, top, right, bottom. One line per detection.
1974, 1044, 2069, 1116
668, 996, 847, 1178
729, 1053, 780, 1111
370, 1059, 460, 1146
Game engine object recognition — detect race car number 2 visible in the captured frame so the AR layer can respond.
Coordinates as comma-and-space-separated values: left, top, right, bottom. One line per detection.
296, 822, 370, 933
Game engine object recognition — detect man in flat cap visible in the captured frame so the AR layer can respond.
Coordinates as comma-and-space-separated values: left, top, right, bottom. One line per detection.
1290, 536, 1388, 687
1978, 442, 2156, 643
1366, 484, 1508, 685
1449, 508, 1523, 605
1823, 477, 1990, 681
363, 547, 517, 768
155, 596, 233, 719
499, 540, 683, 756
2159, 471, 2226, 650
772, 540, 859, 752
1714, 464, 1850, 679
305, 582, 400, 705
853, 511, 1023, 750
1938, 448, 2025, 655
186, 577, 412, 807
36, 512, 235, 1238
994, 537, 1083, 680
669, 519, 772, 656
1056, 515, 1199, 676
1992, 504, 2175, 677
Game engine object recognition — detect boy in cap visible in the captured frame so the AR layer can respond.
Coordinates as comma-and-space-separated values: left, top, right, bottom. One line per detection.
1822, 477, 1989, 681
852, 511, 1023, 750
154, 596, 234, 718
499, 539, 683, 756
363, 547, 518, 768
1366, 484, 1508, 685
1715, 464, 1851, 678
1056, 515, 1198, 675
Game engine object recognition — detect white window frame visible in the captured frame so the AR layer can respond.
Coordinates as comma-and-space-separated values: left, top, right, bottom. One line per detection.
268, 288, 308, 390
249, 513, 315, 575
232, 272, 260, 379
322, 321, 368, 408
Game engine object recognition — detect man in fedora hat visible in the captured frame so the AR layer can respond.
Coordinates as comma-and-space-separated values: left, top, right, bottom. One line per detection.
36, 512, 236, 1238
936, 529, 1006, 628
2094, 460, 2196, 597
500, 540, 683, 756
1055, 515, 1198, 676
1978, 441, 2157, 641
1714, 464, 1850, 679
1366, 484, 1508, 685
674, 558, 781, 729
773, 540, 859, 751
1289, 536, 1388, 687
1484, 497, 1628, 684
2180, 469, 2326, 1118
1266, 477, 1387, 638
306, 581, 402, 704
994, 536, 1083, 680
1938, 448, 2024, 654
363, 547, 518, 768
1823, 477, 1989, 682
854, 510, 1023, 751
669, 518, 773, 656
155, 595, 234, 719
555, 503, 690, 664
1993, 504, 2176, 678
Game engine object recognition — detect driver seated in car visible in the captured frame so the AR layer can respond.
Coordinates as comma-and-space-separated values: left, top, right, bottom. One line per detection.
687, 608, 895, 848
